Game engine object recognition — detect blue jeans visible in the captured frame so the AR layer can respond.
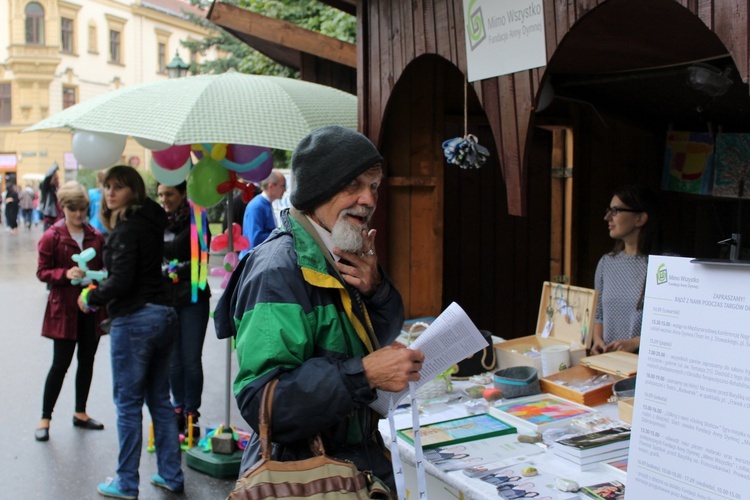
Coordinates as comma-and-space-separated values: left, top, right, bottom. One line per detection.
110, 304, 184, 496
170, 300, 209, 414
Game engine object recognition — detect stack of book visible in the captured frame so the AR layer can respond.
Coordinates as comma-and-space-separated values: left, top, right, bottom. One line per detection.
551, 426, 631, 471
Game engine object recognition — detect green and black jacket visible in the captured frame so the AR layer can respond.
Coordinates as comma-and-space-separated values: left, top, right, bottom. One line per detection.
215, 208, 404, 484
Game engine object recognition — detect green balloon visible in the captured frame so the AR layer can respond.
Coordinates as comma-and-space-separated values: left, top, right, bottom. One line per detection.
187, 157, 230, 207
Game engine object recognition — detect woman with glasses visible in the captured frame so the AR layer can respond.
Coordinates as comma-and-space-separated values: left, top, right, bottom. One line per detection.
35, 181, 107, 442
591, 185, 659, 354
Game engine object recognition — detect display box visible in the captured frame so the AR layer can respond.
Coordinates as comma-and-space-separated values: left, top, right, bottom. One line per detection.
540, 365, 624, 407
578, 351, 638, 377
540, 351, 638, 406
495, 282, 598, 373
618, 397, 635, 423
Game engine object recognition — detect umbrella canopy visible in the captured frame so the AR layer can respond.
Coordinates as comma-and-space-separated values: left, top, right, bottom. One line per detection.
24, 71, 358, 151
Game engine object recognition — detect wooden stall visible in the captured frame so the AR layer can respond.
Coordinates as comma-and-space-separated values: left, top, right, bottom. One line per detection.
210, 0, 750, 339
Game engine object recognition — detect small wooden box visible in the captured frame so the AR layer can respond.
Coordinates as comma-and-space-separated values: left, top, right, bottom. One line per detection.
578, 351, 639, 378
540, 352, 638, 406
495, 282, 598, 373
618, 397, 635, 423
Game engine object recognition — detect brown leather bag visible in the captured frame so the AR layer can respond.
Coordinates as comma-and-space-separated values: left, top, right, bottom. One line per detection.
228, 379, 391, 499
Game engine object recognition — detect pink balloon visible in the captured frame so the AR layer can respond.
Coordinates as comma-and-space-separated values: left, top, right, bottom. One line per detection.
153, 144, 192, 170
233, 145, 274, 182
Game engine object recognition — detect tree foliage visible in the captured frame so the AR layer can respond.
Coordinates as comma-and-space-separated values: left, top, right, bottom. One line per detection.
183, 0, 356, 78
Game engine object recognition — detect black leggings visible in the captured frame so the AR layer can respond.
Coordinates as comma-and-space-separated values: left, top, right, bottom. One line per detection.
41, 313, 100, 420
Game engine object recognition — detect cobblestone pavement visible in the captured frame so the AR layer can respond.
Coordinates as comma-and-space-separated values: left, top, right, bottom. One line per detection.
0, 223, 243, 499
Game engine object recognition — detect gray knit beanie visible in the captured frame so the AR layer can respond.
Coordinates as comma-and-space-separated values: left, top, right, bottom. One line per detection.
290, 125, 383, 211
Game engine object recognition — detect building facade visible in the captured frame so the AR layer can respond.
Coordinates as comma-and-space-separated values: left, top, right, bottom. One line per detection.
0, 0, 219, 188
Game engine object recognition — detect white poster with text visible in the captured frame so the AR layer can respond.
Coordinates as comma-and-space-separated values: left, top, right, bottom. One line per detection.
628, 256, 750, 499
462, 0, 546, 82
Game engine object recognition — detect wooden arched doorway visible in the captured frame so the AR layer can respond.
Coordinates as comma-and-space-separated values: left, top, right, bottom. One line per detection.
377, 55, 550, 336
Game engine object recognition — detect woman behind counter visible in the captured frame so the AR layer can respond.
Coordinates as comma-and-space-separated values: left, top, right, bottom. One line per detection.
79, 166, 184, 499
156, 181, 210, 436
35, 181, 107, 442
591, 185, 659, 355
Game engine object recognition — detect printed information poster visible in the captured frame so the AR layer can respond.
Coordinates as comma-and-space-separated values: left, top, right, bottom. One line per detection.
628, 256, 750, 499
462, 0, 546, 82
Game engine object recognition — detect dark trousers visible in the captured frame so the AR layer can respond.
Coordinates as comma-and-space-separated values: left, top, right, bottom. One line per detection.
41, 313, 100, 419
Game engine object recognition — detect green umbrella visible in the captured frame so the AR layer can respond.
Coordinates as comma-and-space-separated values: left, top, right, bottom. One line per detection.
24, 71, 357, 151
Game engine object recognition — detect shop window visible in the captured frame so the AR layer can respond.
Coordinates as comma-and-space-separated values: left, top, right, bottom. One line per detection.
25, 2, 45, 45
61, 18, 74, 53
158, 43, 166, 74
109, 30, 121, 63
62, 86, 76, 109
0, 84, 10, 124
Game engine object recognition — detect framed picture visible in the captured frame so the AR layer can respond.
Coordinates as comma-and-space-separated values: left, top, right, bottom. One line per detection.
488, 394, 594, 432
397, 413, 516, 449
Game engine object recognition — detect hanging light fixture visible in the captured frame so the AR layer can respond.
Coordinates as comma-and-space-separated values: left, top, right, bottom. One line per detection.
687, 63, 733, 97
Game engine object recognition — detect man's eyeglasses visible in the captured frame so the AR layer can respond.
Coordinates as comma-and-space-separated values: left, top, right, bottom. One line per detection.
605, 206, 641, 217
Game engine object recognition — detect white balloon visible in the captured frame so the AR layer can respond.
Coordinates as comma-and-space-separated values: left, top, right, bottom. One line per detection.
72, 131, 127, 170
134, 136, 171, 151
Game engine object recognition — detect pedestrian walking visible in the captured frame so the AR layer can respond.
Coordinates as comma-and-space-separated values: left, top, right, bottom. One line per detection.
4, 183, 20, 234
19, 184, 35, 230
40, 163, 62, 230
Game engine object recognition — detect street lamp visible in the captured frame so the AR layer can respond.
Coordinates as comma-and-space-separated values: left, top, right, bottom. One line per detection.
166, 51, 190, 79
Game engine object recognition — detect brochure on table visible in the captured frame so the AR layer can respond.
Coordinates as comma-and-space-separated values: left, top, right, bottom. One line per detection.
628, 256, 750, 498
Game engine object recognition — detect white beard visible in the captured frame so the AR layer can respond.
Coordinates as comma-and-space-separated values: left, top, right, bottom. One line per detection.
331, 218, 365, 253
330, 209, 372, 253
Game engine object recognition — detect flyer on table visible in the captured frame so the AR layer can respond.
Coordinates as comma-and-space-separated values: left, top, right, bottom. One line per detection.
628, 255, 750, 498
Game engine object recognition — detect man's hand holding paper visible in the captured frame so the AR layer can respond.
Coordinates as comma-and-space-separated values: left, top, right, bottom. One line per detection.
363, 345, 425, 391
370, 302, 488, 416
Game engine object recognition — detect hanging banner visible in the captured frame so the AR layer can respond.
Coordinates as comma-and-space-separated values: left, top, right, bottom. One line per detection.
463, 0, 547, 82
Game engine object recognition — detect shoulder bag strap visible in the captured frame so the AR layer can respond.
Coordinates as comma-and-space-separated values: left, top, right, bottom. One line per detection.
258, 378, 327, 460
258, 379, 279, 461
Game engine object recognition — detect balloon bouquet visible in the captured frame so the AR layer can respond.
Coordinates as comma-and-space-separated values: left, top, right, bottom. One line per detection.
72, 130, 273, 292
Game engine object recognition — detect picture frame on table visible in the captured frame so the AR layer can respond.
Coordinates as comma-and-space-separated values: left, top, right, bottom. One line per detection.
488, 393, 594, 432
397, 413, 516, 449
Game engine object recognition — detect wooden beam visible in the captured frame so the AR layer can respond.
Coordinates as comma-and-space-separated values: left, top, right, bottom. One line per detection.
208, 2, 357, 68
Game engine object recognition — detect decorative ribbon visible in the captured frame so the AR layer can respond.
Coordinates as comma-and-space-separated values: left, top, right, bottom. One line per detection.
189, 201, 209, 303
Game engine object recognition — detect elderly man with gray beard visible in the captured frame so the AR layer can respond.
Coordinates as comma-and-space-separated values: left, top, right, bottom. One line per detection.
215, 125, 425, 495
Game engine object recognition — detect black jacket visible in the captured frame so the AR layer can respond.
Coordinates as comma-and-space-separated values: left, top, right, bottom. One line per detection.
88, 198, 169, 318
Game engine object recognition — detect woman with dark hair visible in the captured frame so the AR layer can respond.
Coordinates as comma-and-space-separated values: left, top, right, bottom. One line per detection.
156, 181, 211, 436
35, 181, 107, 442
591, 185, 659, 354
78, 166, 183, 498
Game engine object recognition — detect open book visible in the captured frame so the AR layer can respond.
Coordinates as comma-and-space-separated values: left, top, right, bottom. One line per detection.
369, 302, 488, 416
